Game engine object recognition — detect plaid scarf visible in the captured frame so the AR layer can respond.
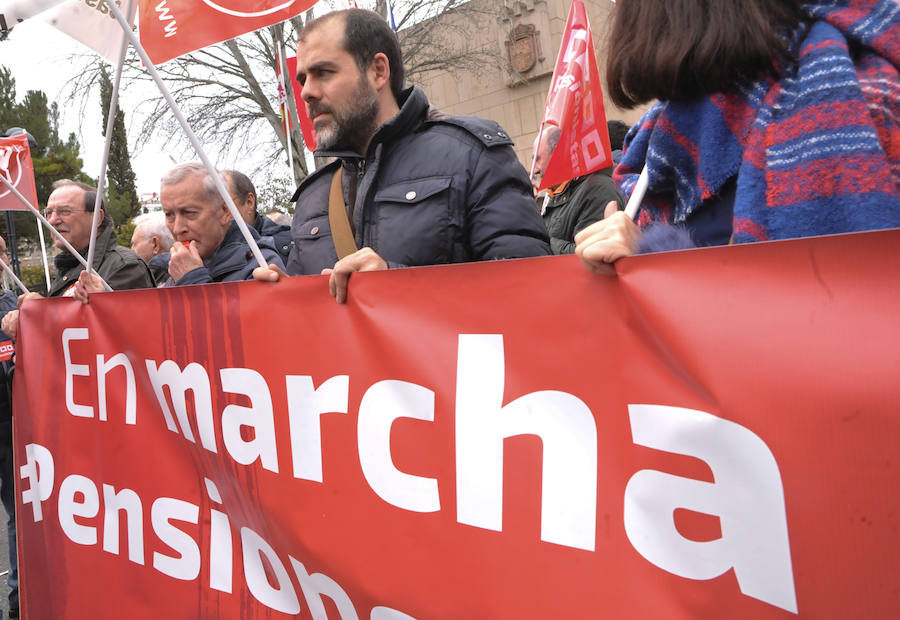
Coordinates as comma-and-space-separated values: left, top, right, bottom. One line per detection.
614, 0, 900, 243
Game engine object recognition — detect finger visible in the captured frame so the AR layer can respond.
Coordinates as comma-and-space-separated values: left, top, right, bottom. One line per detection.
574, 218, 609, 245
252, 266, 280, 282
269, 263, 288, 279
330, 268, 351, 304
604, 200, 619, 219
577, 252, 616, 275
73, 287, 89, 305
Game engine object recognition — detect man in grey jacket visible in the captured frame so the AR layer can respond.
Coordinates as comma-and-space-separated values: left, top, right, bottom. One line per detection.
255, 8, 550, 302
0, 179, 154, 340
45, 179, 153, 296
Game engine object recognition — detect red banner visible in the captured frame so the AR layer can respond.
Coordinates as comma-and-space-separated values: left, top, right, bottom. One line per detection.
0, 133, 37, 211
13, 229, 900, 618
538, 0, 612, 190
138, 0, 318, 65
285, 55, 318, 151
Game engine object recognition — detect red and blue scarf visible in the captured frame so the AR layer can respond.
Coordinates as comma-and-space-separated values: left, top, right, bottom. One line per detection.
615, 0, 900, 243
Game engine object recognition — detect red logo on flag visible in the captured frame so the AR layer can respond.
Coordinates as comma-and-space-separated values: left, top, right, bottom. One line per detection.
285, 56, 318, 151
0, 341, 13, 362
0, 133, 38, 212
537, 0, 612, 191
138, 0, 318, 65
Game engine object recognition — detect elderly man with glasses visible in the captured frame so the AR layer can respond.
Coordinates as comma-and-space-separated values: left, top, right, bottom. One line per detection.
43, 179, 153, 296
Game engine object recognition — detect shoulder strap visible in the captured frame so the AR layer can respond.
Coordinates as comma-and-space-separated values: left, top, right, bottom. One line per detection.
328, 167, 359, 259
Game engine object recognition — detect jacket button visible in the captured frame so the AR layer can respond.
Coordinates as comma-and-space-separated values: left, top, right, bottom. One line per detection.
311, 226, 319, 235
498, 131, 507, 138
63, 276, 68, 281
405, 191, 416, 201
483, 133, 493, 141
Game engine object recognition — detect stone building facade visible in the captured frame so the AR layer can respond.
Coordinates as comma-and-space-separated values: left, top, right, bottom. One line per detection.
411, 0, 649, 169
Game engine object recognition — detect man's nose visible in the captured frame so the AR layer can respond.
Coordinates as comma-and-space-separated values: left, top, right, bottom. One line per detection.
172, 215, 188, 235
47, 211, 61, 226
302, 81, 319, 103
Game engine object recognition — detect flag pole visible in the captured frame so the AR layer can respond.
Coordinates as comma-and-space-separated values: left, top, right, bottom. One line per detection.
86, 0, 134, 277
0, 175, 112, 291
35, 214, 51, 291
101, 0, 270, 271
0, 254, 29, 296
623, 163, 648, 220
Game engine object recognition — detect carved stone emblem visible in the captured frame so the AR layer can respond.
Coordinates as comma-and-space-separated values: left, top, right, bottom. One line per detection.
506, 23, 541, 74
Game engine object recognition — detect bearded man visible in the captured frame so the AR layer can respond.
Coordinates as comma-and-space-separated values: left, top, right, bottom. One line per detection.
255, 8, 549, 303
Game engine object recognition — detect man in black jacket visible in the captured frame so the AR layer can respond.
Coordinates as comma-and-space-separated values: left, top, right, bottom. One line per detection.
0, 237, 18, 618
223, 170, 292, 264
533, 125, 625, 255
255, 8, 550, 303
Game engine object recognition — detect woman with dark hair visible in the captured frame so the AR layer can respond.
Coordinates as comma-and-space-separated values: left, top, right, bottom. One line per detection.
575, 0, 900, 272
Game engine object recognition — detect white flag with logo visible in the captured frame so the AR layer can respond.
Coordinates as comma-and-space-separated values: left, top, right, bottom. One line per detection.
39, 0, 137, 64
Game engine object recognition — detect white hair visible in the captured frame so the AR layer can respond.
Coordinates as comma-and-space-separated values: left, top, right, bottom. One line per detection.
132, 211, 175, 251
160, 162, 226, 203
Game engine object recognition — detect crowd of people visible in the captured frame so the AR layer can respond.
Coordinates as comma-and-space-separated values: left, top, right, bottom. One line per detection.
0, 1, 899, 616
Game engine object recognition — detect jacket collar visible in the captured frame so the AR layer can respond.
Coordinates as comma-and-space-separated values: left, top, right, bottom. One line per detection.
54, 224, 116, 272
291, 86, 429, 202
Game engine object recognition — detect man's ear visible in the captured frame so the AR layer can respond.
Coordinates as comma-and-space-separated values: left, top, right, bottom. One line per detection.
96, 208, 105, 228
245, 194, 257, 222
369, 52, 391, 93
150, 235, 160, 254
220, 202, 233, 226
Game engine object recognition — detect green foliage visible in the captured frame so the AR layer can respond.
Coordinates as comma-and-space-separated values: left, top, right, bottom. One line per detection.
32, 131, 94, 205
0, 64, 92, 265
256, 172, 296, 214
19, 264, 50, 296
99, 65, 140, 224
117, 220, 136, 249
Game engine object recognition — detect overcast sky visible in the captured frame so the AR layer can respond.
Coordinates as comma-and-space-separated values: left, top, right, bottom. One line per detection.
1, 18, 179, 195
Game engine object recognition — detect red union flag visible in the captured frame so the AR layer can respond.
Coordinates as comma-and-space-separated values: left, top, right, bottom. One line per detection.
285, 55, 318, 150
0, 133, 38, 212
538, 0, 612, 191
138, 0, 319, 65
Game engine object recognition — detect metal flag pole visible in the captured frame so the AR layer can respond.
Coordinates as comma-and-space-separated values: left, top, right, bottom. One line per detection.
35, 214, 51, 290
0, 174, 112, 291
85, 0, 135, 274
101, 0, 270, 271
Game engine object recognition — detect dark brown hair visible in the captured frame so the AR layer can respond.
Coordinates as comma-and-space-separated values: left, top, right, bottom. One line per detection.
301, 9, 405, 102
606, 0, 805, 108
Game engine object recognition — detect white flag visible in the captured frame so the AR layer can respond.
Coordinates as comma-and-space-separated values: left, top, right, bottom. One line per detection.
0, 0, 66, 32
38, 0, 136, 64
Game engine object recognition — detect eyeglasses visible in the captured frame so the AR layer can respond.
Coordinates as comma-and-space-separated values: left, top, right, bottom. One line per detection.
42, 207, 86, 219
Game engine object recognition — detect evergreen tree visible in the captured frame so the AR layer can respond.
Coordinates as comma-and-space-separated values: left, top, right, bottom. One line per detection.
0, 67, 17, 131
98, 65, 139, 230
0, 65, 92, 265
